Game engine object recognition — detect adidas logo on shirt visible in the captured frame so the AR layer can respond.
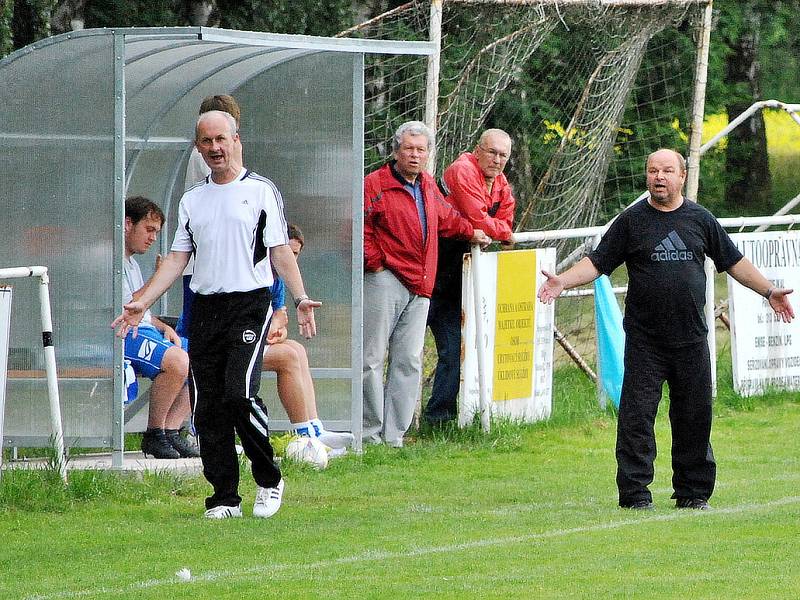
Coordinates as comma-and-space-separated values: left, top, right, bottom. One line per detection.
651, 231, 694, 262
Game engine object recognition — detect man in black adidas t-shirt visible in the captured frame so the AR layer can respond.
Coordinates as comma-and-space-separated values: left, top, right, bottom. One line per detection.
537, 149, 794, 511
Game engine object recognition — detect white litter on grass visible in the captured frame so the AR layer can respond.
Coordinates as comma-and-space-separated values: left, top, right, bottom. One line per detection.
176, 568, 192, 582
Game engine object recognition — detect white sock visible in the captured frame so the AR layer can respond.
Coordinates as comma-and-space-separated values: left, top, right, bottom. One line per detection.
291, 421, 313, 437
310, 418, 325, 436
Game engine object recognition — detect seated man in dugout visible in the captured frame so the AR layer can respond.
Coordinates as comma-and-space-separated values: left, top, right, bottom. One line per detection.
123, 196, 199, 459
176, 223, 354, 452
263, 224, 354, 453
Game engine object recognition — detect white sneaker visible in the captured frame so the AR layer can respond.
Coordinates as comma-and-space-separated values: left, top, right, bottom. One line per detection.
253, 479, 284, 518
204, 504, 242, 519
317, 430, 355, 450
328, 447, 348, 459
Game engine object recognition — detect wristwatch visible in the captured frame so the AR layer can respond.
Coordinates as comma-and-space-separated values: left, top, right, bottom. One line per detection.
294, 294, 309, 308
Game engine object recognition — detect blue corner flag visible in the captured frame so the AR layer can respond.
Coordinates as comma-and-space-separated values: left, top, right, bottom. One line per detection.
594, 275, 625, 409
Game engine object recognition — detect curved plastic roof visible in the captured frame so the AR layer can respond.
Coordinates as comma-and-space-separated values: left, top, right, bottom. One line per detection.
0, 27, 432, 144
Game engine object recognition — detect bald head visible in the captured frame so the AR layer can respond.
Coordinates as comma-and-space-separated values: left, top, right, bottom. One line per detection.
646, 149, 685, 174
196, 110, 237, 141
646, 148, 686, 210
195, 110, 241, 183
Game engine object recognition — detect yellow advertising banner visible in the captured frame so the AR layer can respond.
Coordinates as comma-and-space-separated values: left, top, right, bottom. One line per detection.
492, 250, 536, 401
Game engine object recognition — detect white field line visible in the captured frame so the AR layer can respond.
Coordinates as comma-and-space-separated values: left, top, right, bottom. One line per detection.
23, 495, 800, 600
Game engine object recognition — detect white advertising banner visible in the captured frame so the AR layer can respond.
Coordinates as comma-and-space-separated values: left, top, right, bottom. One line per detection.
460, 248, 556, 425
728, 231, 800, 396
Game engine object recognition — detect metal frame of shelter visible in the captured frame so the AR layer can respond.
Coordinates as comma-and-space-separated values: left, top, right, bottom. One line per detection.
0, 27, 434, 467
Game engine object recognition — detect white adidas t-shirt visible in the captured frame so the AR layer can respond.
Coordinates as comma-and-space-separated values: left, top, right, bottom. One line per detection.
171, 167, 289, 294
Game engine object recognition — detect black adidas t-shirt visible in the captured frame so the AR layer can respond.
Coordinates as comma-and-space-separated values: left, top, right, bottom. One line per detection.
588, 198, 743, 347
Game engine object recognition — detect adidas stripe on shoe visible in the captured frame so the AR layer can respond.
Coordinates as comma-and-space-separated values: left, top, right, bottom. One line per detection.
204, 504, 242, 519
253, 479, 285, 518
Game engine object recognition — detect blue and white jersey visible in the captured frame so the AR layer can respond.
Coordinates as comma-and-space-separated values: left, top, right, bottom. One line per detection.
172, 167, 289, 294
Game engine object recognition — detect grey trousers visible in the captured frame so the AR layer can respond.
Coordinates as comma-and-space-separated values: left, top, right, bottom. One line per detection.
362, 269, 430, 446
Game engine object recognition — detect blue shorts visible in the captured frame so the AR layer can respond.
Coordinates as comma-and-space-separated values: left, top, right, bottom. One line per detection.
124, 325, 188, 380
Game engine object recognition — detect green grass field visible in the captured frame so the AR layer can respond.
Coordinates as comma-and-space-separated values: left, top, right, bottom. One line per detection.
1, 380, 798, 599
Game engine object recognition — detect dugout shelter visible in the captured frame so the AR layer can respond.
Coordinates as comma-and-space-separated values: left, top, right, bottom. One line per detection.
0, 27, 432, 465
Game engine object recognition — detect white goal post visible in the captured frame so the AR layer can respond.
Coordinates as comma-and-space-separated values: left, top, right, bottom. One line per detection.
0, 266, 66, 483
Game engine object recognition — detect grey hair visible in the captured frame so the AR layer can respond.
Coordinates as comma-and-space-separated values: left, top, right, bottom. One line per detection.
391, 120, 434, 153
478, 128, 512, 147
196, 110, 238, 139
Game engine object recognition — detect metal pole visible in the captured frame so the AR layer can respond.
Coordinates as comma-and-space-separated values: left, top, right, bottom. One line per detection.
0, 286, 10, 480
424, 0, 443, 172
38, 271, 67, 483
685, 0, 712, 201
683, 0, 716, 395
470, 244, 491, 432
112, 31, 127, 468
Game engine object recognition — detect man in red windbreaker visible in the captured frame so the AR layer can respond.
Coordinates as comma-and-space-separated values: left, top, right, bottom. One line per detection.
424, 129, 516, 426
363, 121, 491, 447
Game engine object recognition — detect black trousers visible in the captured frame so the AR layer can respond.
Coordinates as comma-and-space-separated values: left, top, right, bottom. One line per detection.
425, 237, 468, 424
188, 288, 281, 509
425, 293, 462, 423
616, 335, 715, 507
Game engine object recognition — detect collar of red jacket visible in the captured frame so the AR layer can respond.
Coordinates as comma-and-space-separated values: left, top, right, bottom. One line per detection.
381, 161, 432, 190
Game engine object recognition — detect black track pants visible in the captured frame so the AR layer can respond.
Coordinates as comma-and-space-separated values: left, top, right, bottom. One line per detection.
188, 288, 281, 509
616, 336, 715, 507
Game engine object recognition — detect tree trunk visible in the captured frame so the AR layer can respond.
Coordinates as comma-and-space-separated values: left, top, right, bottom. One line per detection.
723, 5, 771, 209
12, 0, 57, 49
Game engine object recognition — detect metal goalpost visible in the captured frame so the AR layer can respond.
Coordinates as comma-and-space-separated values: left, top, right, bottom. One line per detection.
0, 266, 66, 483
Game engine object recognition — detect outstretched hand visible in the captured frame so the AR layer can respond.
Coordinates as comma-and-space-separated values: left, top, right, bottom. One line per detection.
768, 288, 795, 323
111, 301, 146, 338
537, 270, 564, 305
296, 298, 322, 339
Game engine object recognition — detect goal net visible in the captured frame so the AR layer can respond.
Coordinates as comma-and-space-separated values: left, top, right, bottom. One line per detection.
339, 0, 707, 369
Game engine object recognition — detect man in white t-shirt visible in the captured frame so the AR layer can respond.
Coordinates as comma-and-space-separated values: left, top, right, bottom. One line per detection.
178, 94, 243, 329
123, 196, 198, 459
114, 111, 320, 520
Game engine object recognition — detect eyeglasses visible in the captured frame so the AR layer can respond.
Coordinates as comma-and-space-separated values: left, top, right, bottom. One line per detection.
478, 145, 510, 161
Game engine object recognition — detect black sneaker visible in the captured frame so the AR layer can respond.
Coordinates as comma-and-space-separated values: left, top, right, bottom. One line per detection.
675, 498, 711, 510
624, 499, 654, 510
141, 428, 181, 459
166, 429, 200, 458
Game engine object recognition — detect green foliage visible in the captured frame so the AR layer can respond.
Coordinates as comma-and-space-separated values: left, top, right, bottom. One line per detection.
83, 0, 183, 28
0, 0, 12, 57
8, 0, 57, 50
213, 0, 353, 37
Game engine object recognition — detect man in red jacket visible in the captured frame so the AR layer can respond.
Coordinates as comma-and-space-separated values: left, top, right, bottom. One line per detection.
424, 129, 516, 426
363, 121, 491, 447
